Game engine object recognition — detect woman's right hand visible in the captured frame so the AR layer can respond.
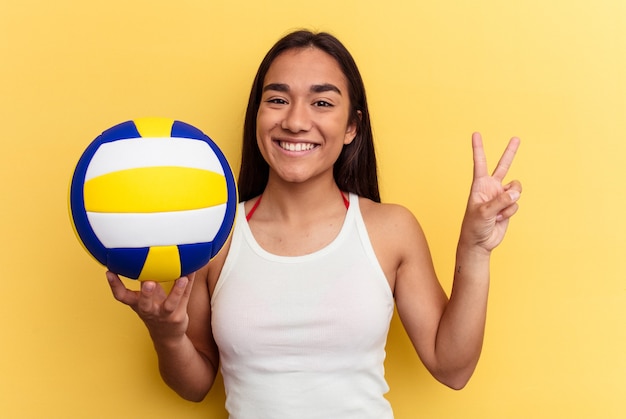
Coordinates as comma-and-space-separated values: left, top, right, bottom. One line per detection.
106, 269, 219, 401
106, 271, 195, 345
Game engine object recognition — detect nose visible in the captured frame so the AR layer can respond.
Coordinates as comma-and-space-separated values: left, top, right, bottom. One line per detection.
281, 101, 311, 133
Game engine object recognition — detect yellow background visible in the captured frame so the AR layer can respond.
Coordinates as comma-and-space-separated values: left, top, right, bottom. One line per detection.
1, 0, 624, 417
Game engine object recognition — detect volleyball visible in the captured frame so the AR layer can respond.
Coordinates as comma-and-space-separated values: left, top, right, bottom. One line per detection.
69, 117, 237, 282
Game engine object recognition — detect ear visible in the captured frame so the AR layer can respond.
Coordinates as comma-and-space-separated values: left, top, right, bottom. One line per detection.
344, 110, 362, 145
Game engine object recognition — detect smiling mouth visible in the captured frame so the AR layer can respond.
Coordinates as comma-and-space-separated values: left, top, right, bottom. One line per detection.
278, 141, 318, 152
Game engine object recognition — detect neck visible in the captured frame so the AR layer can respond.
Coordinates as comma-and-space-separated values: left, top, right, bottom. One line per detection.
256, 175, 346, 222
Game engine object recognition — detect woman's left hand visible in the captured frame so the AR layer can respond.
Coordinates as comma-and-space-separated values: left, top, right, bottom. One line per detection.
460, 132, 522, 252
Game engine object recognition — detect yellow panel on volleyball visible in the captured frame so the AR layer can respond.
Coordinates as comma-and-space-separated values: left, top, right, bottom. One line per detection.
83, 167, 228, 213
134, 117, 175, 137
138, 245, 181, 282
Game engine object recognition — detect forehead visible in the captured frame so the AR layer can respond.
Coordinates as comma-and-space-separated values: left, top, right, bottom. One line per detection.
264, 47, 348, 89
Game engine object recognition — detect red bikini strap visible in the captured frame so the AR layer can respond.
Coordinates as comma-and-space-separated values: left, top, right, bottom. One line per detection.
341, 192, 350, 209
246, 195, 262, 222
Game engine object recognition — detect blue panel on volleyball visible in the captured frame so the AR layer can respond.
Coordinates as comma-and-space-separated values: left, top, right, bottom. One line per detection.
179, 242, 215, 275
107, 248, 151, 280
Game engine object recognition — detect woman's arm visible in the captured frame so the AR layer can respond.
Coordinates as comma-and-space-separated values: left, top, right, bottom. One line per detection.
107, 262, 219, 402
392, 133, 521, 389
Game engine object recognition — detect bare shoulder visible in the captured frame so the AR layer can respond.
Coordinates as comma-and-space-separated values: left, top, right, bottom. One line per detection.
358, 197, 429, 291
358, 197, 424, 238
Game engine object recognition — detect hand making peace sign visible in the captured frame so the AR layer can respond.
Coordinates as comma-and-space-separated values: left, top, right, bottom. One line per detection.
460, 132, 522, 252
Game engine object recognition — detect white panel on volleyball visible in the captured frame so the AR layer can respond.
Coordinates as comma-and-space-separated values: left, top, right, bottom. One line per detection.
86, 204, 228, 248
85, 137, 225, 181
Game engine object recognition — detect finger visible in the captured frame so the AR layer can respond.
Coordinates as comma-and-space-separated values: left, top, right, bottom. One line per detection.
137, 281, 157, 313
503, 179, 523, 194
106, 271, 139, 306
472, 132, 489, 179
162, 276, 192, 314
496, 202, 519, 222
492, 137, 520, 182
481, 188, 521, 220
498, 184, 522, 221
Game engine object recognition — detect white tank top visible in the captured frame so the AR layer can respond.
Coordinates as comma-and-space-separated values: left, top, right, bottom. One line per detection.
211, 193, 394, 419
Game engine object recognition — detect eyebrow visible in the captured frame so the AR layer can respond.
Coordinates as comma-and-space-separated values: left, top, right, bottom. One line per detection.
311, 83, 342, 95
263, 83, 342, 95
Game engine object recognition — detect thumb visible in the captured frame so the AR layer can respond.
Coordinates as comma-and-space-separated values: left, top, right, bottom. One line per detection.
106, 271, 139, 306
494, 189, 521, 221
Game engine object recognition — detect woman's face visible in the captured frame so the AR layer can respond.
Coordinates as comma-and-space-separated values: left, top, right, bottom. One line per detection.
256, 47, 357, 186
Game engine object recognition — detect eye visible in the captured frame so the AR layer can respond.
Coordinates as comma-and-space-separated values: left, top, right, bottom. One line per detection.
266, 97, 288, 105
313, 100, 333, 108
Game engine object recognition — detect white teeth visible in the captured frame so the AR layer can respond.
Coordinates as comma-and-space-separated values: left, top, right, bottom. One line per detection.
279, 141, 316, 152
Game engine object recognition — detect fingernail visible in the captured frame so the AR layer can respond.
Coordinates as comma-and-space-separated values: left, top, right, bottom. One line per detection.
177, 277, 188, 288
105, 272, 116, 283
508, 190, 520, 201
142, 281, 155, 292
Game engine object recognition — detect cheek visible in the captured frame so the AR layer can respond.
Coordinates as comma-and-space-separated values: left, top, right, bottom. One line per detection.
256, 109, 276, 137
255, 111, 268, 141
255, 128, 267, 157
254, 121, 272, 163
330, 114, 354, 140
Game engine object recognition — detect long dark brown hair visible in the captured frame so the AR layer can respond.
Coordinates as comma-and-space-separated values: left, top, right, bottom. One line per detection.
238, 30, 380, 203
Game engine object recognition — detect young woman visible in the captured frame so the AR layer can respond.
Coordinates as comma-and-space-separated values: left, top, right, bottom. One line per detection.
107, 30, 522, 418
